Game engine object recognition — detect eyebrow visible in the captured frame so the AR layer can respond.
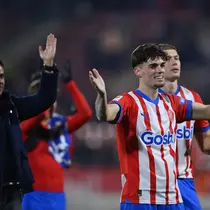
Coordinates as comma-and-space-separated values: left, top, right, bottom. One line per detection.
167, 55, 179, 59
148, 62, 165, 67
148, 63, 158, 67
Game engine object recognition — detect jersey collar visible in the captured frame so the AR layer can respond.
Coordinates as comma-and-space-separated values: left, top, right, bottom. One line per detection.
135, 89, 159, 105
159, 85, 180, 95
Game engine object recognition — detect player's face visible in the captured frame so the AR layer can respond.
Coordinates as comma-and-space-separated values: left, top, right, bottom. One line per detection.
0, 66, 5, 95
164, 49, 181, 82
135, 57, 165, 89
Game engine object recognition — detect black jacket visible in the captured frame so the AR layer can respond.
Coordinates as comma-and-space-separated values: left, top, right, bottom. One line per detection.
0, 68, 58, 195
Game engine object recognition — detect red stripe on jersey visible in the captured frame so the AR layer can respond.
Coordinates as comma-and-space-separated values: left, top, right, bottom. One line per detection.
160, 95, 176, 157
156, 105, 164, 135
160, 95, 179, 203
159, 95, 173, 133
133, 91, 156, 204
179, 87, 190, 177
133, 92, 151, 131
116, 93, 140, 203
156, 105, 169, 204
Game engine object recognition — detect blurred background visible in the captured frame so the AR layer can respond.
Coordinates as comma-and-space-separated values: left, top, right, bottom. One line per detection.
2, 0, 210, 209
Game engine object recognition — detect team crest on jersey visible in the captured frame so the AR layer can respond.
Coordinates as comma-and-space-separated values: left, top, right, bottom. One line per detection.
167, 110, 174, 121
113, 95, 123, 101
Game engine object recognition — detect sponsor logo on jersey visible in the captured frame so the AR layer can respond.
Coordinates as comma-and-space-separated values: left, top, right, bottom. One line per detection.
141, 131, 175, 145
176, 126, 193, 140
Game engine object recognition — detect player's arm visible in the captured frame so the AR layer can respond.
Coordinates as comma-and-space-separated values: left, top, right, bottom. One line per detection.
168, 94, 192, 123
170, 93, 210, 154
169, 94, 210, 122
194, 131, 210, 155
89, 68, 120, 122
95, 93, 120, 122
192, 91, 210, 154
65, 81, 92, 132
192, 102, 210, 120
60, 60, 92, 132
89, 69, 122, 122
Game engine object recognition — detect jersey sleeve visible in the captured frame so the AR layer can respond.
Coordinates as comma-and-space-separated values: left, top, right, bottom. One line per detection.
168, 94, 193, 123
192, 91, 210, 133
65, 80, 92, 133
109, 94, 130, 124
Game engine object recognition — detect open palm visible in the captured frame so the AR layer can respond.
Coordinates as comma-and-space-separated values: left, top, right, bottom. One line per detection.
89, 69, 106, 95
39, 34, 57, 65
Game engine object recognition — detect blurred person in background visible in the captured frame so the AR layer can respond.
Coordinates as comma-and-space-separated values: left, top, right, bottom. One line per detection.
20, 61, 92, 210
159, 43, 210, 210
0, 33, 58, 210
89, 43, 210, 210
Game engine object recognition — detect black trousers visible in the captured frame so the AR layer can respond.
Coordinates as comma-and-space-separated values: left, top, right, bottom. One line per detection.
0, 184, 22, 210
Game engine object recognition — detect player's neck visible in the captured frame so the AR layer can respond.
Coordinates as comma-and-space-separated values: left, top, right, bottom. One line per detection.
162, 81, 179, 94
138, 85, 159, 100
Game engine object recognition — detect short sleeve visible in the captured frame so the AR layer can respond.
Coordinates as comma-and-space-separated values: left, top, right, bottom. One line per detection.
191, 91, 210, 133
109, 94, 130, 124
168, 94, 193, 123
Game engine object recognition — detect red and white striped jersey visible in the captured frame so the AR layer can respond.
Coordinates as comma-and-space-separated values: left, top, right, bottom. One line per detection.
160, 86, 210, 179
110, 89, 192, 205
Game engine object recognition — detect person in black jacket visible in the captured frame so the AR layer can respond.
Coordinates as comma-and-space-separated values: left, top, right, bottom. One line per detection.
0, 33, 59, 210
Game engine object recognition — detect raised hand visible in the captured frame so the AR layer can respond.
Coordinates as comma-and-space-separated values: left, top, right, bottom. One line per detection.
39, 34, 57, 66
89, 68, 106, 95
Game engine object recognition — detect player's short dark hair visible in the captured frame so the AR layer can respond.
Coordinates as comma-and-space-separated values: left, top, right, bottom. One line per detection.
0, 60, 4, 68
159, 43, 177, 51
131, 43, 167, 68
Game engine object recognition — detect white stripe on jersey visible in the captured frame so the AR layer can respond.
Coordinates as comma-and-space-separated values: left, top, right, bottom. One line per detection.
176, 86, 195, 178
128, 92, 182, 204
